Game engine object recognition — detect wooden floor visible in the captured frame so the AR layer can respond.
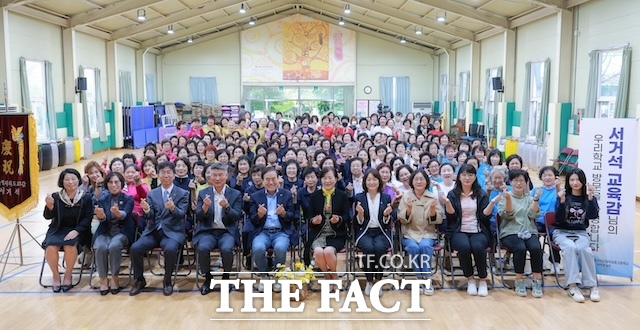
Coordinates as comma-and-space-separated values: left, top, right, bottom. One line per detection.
1, 150, 640, 329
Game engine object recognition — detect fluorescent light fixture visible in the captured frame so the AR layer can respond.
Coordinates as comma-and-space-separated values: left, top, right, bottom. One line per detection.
343, 4, 351, 14
339, 17, 345, 25
415, 27, 422, 35
240, 3, 246, 14
400, 37, 406, 43
437, 11, 446, 22
137, 9, 146, 21
167, 25, 174, 34
249, 17, 256, 25
187, 36, 193, 43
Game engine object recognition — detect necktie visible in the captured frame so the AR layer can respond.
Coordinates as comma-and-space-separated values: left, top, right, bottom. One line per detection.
163, 190, 169, 203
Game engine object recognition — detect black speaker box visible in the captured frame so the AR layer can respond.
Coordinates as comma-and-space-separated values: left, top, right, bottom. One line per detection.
492, 77, 503, 91
76, 77, 87, 91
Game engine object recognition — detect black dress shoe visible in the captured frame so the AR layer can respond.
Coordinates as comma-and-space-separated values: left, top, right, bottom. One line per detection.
129, 278, 147, 296
61, 285, 72, 292
163, 284, 174, 296
100, 289, 109, 296
52, 285, 61, 293
110, 287, 121, 295
201, 281, 211, 295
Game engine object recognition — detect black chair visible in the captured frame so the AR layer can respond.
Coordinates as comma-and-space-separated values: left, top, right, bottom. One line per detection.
39, 245, 86, 289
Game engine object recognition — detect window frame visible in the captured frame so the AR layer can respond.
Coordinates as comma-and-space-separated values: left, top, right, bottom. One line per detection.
595, 48, 623, 119
25, 59, 48, 142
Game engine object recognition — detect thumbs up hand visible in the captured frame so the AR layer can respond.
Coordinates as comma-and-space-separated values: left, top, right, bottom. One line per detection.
45, 194, 54, 210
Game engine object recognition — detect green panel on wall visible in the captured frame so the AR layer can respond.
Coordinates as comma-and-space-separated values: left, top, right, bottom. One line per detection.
559, 103, 572, 150
433, 101, 440, 114
472, 105, 483, 125
63, 103, 74, 137
55, 112, 66, 129
513, 110, 521, 127
92, 108, 115, 152
450, 101, 457, 120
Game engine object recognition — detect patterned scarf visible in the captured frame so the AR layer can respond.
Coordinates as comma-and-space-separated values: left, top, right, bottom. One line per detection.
59, 188, 85, 207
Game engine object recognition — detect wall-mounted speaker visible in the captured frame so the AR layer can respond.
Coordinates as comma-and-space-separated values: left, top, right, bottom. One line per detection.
492, 77, 503, 92
76, 77, 87, 92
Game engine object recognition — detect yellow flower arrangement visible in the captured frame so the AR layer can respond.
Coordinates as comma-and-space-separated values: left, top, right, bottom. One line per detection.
273, 261, 316, 284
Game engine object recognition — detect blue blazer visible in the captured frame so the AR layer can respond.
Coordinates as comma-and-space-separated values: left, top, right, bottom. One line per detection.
249, 189, 297, 244
353, 192, 394, 247
93, 193, 135, 245
141, 185, 189, 244
194, 186, 243, 246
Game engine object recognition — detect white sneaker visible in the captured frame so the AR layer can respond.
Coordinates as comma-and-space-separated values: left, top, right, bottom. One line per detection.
467, 280, 477, 296
515, 279, 527, 297
364, 282, 373, 296
589, 287, 600, 302
422, 284, 434, 296
477, 281, 488, 297
273, 282, 282, 293
568, 286, 585, 303
257, 282, 265, 293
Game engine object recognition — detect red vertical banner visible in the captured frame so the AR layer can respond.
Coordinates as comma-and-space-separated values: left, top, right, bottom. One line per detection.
0, 114, 39, 221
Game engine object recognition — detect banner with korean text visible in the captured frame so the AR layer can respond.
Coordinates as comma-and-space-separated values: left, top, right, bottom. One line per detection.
0, 114, 39, 221
580, 118, 636, 279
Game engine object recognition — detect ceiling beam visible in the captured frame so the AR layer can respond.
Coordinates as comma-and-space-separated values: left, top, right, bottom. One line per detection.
111, 0, 242, 40
140, 0, 292, 49
303, 11, 434, 55
7, 5, 67, 26
509, 7, 557, 28
411, 0, 509, 29
530, 0, 565, 9
160, 12, 293, 54
300, 0, 450, 49
69, 0, 168, 27
345, 0, 474, 41
566, 0, 592, 7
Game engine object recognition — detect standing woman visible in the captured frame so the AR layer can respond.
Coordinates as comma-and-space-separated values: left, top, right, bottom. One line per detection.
443, 164, 491, 297
354, 169, 394, 296
306, 167, 350, 290
554, 168, 600, 303
42, 169, 93, 292
397, 169, 443, 296
497, 169, 544, 298
93, 172, 135, 295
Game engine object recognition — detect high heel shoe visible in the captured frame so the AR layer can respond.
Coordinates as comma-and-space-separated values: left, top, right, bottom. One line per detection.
61, 285, 72, 292
110, 287, 121, 295
100, 289, 109, 296
52, 285, 61, 293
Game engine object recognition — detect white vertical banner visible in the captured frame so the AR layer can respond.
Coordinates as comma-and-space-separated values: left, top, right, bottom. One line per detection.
579, 118, 637, 279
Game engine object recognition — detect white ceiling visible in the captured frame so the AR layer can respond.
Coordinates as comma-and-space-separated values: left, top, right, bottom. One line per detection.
3, 0, 590, 53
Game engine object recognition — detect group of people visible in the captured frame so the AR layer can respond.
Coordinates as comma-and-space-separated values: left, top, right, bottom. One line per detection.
42, 110, 600, 303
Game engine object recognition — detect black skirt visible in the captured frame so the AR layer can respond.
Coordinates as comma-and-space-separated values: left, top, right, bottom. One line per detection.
42, 226, 80, 248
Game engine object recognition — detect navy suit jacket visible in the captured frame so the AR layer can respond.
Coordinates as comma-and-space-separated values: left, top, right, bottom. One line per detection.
249, 189, 297, 244
141, 185, 189, 244
94, 193, 135, 245
353, 192, 393, 247
194, 186, 243, 246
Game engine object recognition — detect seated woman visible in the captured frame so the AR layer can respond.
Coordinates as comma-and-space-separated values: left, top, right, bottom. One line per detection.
42, 169, 93, 292
444, 164, 491, 297
306, 167, 350, 292
93, 172, 135, 295
122, 164, 149, 235
354, 169, 394, 296
398, 169, 443, 296
497, 169, 543, 298
554, 168, 600, 303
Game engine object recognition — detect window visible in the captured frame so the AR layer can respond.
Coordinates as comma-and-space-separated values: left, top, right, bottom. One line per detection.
25, 60, 48, 142
84, 68, 98, 135
440, 74, 448, 113
459, 71, 469, 119
596, 49, 623, 118
243, 86, 348, 119
189, 77, 218, 105
528, 61, 545, 137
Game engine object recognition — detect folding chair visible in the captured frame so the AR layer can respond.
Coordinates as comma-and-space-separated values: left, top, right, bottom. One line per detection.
445, 235, 495, 290
349, 221, 395, 286
194, 246, 242, 289
544, 212, 566, 289
395, 226, 445, 290
39, 245, 86, 288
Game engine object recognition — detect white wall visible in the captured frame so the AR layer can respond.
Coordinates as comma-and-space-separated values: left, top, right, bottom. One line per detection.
479, 34, 504, 107
514, 15, 558, 109
8, 12, 63, 114
355, 33, 434, 103
456, 44, 471, 76
144, 52, 157, 102
162, 33, 241, 104
75, 31, 107, 103
116, 43, 137, 103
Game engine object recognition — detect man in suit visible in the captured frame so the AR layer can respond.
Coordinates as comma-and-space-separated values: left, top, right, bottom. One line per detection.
249, 167, 297, 293
195, 162, 242, 295
130, 162, 189, 296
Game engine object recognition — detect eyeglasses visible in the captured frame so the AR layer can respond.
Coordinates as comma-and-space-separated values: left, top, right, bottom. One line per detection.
511, 179, 527, 184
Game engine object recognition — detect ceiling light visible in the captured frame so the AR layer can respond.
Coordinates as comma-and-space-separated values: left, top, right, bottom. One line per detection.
137, 9, 146, 21
415, 27, 422, 35
343, 4, 351, 14
339, 17, 345, 25
187, 36, 193, 43
167, 25, 174, 34
240, 3, 246, 14
400, 37, 406, 43
437, 11, 446, 22
249, 17, 256, 25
